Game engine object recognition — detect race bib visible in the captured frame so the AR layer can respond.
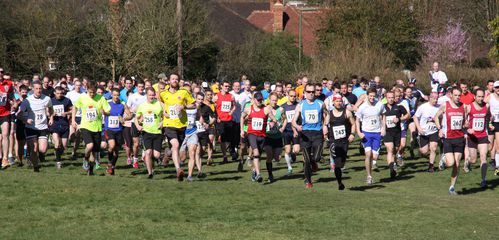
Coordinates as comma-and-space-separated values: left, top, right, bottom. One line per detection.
386, 115, 396, 128
492, 110, 499, 123
76, 108, 82, 117
251, 118, 264, 131
168, 106, 179, 119
364, 116, 379, 129
221, 101, 231, 112
108, 116, 119, 128
450, 115, 463, 130
187, 115, 195, 125
86, 108, 97, 122
0, 93, 7, 107
304, 110, 318, 124
332, 125, 346, 139
143, 113, 155, 126
286, 110, 295, 123
196, 121, 205, 132
426, 122, 438, 133
34, 109, 45, 125
472, 118, 485, 132
53, 105, 64, 116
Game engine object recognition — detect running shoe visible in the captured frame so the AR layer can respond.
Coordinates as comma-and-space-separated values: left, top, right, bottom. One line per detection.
495, 168, 499, 176
1, 159, 10, 169
237, 161, 243, 172
34, 166, 40, 172
56, 162, 62, 169
390, 167, 397, 179
251, 170, 257, 182
372, 162, 378, 170
491, 160, 496, 169
366, 176, 374, 185
186, 176, 193, 182
448, 186, 457, 195
8, 156, 15, 166
176, 168, 185, 181
255, 174, 263, 183
267, 173, 274, 183
197, 172, 207, 178
222, 157, 228, 164
82, 160, 89, 171
95, 163, 102, 170
338, 183, 345, 191
427, 163, 434, 173
127, 157, 132, 165
148, 174, 154, 179
396, 155, 404, 167
106, 166, 114, 175
438, 156, 446, 171
287, 167, 293, 175
480, 180, 487, 189
463, 159, 471, 173
246, 156, 252, 167
305, 182, 313, 189
133, 161, 139, 169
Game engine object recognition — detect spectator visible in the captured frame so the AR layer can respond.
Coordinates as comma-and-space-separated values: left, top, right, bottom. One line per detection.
429, 61, 448, 92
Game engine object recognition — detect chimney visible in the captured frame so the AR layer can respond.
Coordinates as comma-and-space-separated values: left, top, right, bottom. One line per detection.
273, 1, 284, 32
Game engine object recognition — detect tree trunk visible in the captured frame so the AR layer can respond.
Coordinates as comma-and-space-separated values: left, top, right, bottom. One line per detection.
176, 0, 184, 79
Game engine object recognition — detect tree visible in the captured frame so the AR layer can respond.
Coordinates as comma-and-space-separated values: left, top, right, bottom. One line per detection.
420, 19, 470, 64
218, 32, 309, 85
489, 16, 499, 63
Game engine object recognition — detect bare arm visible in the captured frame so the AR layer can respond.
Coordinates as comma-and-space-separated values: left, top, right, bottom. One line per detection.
291, 104, 302, 132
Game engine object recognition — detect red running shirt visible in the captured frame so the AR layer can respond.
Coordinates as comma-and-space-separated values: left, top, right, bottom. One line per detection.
468, 103, 487, 138
216, 92, 233, 122
445, 101, 465, 139
0, 80, 14, 117
247, 105, 267, 137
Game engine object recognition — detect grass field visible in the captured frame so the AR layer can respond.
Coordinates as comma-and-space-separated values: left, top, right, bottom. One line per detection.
0, 139, 498, 240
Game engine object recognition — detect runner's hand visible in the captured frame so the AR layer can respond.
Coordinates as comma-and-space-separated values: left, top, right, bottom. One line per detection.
358, 132, 365, 140
136, 125, 143, 132
48, 118, 53, 126
381, 129, 385, 137
240, 131, 245, 138
393, 117, 399, 123
322, 125, 328, 136
467, 128, 474, 135
296, 125, 303, 132
438, 129, 443, 138
348, 134, 354, 143
27, 119, 34, 125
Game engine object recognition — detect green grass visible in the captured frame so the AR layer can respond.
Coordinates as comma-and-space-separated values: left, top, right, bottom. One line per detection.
0, 139, 498, 240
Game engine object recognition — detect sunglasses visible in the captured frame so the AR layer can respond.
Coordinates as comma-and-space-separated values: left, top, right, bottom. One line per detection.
289, 95, 296, 97
305, 91, 314, 93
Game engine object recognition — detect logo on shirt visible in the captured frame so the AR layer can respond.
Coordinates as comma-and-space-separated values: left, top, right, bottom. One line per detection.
88, 105, 94, 109
4, 86, 9, 92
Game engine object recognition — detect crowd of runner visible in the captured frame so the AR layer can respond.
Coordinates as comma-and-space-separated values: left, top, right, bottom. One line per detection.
0, 62, 497, 194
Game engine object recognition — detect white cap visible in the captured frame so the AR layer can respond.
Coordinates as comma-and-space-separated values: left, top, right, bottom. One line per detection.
202, 82, 208, 88
494, 81, 499, 88
270, 84, 276, 91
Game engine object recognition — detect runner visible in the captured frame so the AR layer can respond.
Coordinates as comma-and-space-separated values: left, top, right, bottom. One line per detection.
18, 81, 53, 172
180, 93, 205, 182
135, 87, 163, 179
240, 92, 277, 183
214, 81, 236, 164
413, 92, 441, 172
197, 89, 216, 166
435, 87, 466, 195
14, 85, 28, 166
282, 89, 300, 174
355, 88, 384, 185
50, 86, 73, 167
126, 80, 147, 168
72, 81, 111, 176
464, 88, 489, 188
66, 79, 83, 161
104, 88, 129, 175
159, 73, 195, 181
263, 93, 286, 183
291, 84, 328, 188
485, 80, 499, 175
326, 94, 356, 190
0, 71, 15, 169
382, 91, 409, 179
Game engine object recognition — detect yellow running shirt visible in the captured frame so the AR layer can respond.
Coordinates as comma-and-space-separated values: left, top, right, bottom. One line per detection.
136, 100, 163, 134
75, 94, 111, 132
159, 89, 195, 128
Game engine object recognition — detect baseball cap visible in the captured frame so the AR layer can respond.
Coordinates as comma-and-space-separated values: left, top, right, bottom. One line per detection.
254, 92, 264, 101
332, 94, 342, 101
494, 81, 499, 88
157, 73, 166, 79
201, 81, 208, 88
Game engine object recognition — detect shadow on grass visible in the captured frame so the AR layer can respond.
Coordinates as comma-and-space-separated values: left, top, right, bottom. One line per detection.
349, 184, 386, 191
379, 174, 414, 183
203, 176, 243, 181
459, 178, 499, 195
316, 176, 351, 183
208, 170, 241, 176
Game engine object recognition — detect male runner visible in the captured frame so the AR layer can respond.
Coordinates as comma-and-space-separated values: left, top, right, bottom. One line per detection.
50, 86, 73, 167
282, 89, 300, 174
414, 92, 441, 172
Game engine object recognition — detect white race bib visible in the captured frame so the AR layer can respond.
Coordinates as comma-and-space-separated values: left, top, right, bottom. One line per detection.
332, 125, 346, 139
188, 115, 195, 125
221, 101, 231, 112
426, 122, 437, 133
76, 108, 82, 117
34, 109, 45, 125
385, 115, 396, 128
0, 93, 7, 107
304, 110, 318, 124
251, 118, 264, 130
108, 116, 119, 128
86, 108, 97, 122
286, 110, 295, 123
53, 105, 64, 117
196, 121, 205, 132
364, 116, 379, 129
144, 113, 155, 126
492, 110, 499, 123
168, 106, 179, 119
450, 115, 463, 130
472, 118, 485, 132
